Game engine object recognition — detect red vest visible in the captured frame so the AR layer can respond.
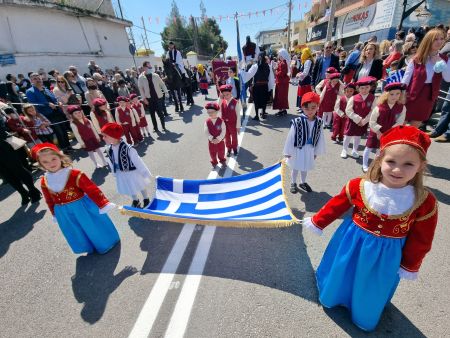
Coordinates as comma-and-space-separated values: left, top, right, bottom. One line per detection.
407, 53, 448, 102
352, 93, 375, 119
221, 99, 238, 125
117, 107, 133, 124
132, 103, 143, 117
320, 80, 340, 112
206, 117, 223, 138
73, 118, 96, 142
94, 111, 109, 129
339, 96, 349, 113
376, 103, 404, 133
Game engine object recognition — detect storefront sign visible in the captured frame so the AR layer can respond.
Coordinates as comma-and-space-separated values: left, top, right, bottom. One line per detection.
0, 54, 16, 66
306, 19, 337, 43
342, 4, 376, 35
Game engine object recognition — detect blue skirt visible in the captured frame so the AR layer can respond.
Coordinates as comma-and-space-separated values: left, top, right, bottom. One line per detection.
316, 217, 406, 331
54, 195, 120, 255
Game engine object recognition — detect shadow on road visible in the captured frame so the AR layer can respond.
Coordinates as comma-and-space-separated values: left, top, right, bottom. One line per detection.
427, 163, 450, 181
71, 242, 138, 324
180, 104, 203, 124
300, 190, 333, 213
156, 130, 184, 143
235, 146, 264, 172
427, 187, 450, 205
0, 202, 45, 258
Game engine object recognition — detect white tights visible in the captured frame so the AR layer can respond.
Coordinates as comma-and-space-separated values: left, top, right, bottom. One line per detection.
322, 111, 332, 126
343, 136, 361, 153
362, 147, 380, 168
291, 170, 308, 184
88, 148, 108, 167
131, 190, 149, 201
141, 126, 151, 137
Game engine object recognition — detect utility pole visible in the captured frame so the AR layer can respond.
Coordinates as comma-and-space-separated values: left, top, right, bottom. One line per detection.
287, 0, 292, 50
325, 0, 336, 42
141, 16, 151, 52
191, 15, 199, 54
117, 0, 124, 19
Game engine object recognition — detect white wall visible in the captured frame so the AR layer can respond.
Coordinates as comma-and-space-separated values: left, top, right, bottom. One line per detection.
0, 4, 139, 78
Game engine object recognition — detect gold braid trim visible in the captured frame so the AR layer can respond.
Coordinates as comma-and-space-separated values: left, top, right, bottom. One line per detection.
345, 181, 352, 204
415, 202, 438, 222
120, 161, 300, 228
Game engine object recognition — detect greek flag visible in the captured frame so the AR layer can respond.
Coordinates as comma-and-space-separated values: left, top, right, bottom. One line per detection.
385, 69, 405, 84
122, 162, 298, 228
236, 16, 247, 102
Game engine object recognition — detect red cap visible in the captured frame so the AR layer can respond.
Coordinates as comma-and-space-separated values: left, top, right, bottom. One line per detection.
219, 84, 232, 92
329, 73, 341, 80
384, 82, 406, 91
301, 92, 320, 106
380, 125, 431, 156
356, 76, 377, 86
129, 93, 138, 100
326, 67, 338, 73
345, 82, 356, 90
31, 143, 61, 161
101, 122, 124, 139
205, 102, 220, 111
67, 105, 82, 114
92, 97, 107, 107
116, 96, 129, 102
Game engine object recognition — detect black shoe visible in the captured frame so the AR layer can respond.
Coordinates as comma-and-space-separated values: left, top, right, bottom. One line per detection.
429, 132, 439, 138
233, 149, 238, 156
275, 111, 283, 116
299, 183, 312, 192
153, 129, 160, 133
252, 115, 260, 121
162, 127, 167, 132
131, 200, 141, 208
226, 151, 231, 157
175, 107, 179, 112
290, 183, 298, 194
21, 195, 30, 206
142, 199, 150, 208
261, 113, 268, 119
164, 113, 170, 117
30, 191, 42, 203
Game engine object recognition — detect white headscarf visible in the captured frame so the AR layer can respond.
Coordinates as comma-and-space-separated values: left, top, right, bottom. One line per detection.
278, 48, 291, 66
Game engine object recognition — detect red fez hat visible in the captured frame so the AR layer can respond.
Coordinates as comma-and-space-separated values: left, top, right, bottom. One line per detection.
67, 105, 82, 114
205, 102, 220, 111
384, 82, 406, 91
356, 76, 377, 86
345, 82, 357, 90
129, 93, 138, 100
116, 96, 129, 103
380, 125, 431, 156
92, 97, 107, 107
31, 142, 61, 161
329, 73, 341, 80
101, 122, 124, 139
301, 92, 320, 106
326, 67, 338, 73
219, 84, 232, 92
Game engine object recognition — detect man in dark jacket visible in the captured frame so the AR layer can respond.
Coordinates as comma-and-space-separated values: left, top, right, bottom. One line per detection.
311, 41, 340, 86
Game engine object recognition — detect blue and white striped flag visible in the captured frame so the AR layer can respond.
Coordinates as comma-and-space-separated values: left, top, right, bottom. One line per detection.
385, 69, 405, 84
122, 162, 298, 227
236, 16, 247, 103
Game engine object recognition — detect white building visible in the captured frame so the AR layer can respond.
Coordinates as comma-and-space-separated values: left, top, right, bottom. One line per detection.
0, 0, 158, 78
255, 28, 287, 51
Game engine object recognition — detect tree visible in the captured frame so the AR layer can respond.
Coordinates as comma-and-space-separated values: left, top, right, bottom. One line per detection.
160, 1, 193, 56
199, 0, 206, 19
197, 18, 228, 57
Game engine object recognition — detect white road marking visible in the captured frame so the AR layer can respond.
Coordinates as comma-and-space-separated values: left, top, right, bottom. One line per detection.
164, 107, 252, 338
128, 104, 252, 338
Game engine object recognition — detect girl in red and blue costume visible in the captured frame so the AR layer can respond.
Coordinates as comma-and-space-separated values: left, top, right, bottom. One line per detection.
303, 125, 438, 331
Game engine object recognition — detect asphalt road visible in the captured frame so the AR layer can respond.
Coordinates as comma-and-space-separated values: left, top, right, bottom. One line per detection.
1, 85, 449, 338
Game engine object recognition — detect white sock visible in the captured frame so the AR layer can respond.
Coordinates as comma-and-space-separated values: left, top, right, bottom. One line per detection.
324, 112, 332, 125
291, 169, 299, 185
95, 148, 108, 165
145, 126, 151, 135
141, 190, 149, 199
300, 171, 307, 184
131, 194, 139, 201
343, 136, 351, 152
353, 136, 361, 152
363, 147, 373, 168
88, 152, 98, 166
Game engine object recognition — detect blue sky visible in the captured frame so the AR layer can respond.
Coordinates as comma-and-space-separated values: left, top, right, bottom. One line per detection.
119, 0, 309, 57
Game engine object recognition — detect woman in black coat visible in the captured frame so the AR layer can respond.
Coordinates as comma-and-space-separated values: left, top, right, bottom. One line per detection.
353, 42, 383, 81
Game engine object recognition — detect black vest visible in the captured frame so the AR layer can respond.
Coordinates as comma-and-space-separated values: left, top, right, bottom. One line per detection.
107, 141, 136, 173
291, 115, 322, 149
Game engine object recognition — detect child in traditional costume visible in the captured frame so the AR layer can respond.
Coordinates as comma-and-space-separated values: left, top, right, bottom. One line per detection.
362, 82, 406, 172
283, 92, 325, 193
218, 84, 241, 157
315, 70, 344, 129
331, 82, 355, 143
196, 64, 211, 100
342, 76, 376, 159
303, 125, 438, 331
226, 67, 241, 100
114, 96, 141, 146
204, 102, 226, 168
101, 123, 152, 208
90, 97, 114, 133
130, 93, 151, 137
33, 143, 119, 255
68, 105, 108, 169
295, 47, 314, 108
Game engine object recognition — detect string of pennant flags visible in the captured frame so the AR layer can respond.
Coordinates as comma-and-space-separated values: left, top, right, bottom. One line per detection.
147, 0, 314, 26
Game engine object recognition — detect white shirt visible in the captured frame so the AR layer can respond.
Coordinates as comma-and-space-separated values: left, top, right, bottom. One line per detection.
402, 56, 450, 85
45, 167, 71, 193
240, 64, 275, 91
364, 181, 414, 215
357, 59, 373, 80
166, 49, 187, 75
297, 59, 312, 80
